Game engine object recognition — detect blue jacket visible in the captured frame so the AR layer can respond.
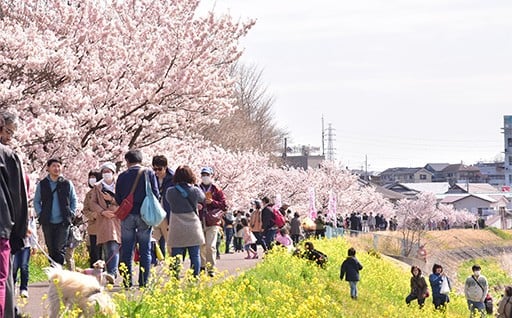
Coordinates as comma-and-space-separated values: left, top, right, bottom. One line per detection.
429, 273, 450, 297
340, 256, 363, 281
115, 166, 159, 216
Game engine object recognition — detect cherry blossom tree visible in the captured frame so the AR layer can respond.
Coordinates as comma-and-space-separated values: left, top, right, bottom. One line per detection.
395, 192, 476, 256
0, 1, 460, 225
0, 0, 253, 182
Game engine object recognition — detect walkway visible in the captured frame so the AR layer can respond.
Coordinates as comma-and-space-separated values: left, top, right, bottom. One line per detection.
16, 251, 261, 317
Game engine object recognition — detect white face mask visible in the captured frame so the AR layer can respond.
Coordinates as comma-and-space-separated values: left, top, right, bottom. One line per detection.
473, 270, 481, 276
201, 176, 212, 185
88, 178, 97, 187
102, 172, 113, 183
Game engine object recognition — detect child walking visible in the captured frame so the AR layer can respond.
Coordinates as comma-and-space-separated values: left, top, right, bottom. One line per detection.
241, 218, 258, 259
340, 247, 363, 299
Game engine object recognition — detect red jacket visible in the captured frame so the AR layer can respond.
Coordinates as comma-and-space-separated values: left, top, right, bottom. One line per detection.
199, 183, 227, 226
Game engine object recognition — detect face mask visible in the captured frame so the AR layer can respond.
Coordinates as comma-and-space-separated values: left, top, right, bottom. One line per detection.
201, 176, 212, 185
473, 270, 481, 276
88, 178, 97, 187
102, 172, 113, 182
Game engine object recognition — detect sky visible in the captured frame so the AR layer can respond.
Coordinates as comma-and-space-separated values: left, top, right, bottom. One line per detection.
200, 0, 512, 172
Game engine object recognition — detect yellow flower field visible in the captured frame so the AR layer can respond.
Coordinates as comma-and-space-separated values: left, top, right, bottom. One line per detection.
109, 237, 472, 318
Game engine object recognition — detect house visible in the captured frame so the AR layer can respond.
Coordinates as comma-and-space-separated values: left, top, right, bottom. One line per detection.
440, 193, 508, 216
384, 181, 512, 228
475, 161, 506, 187
379, 167, 433, 185
440, 164, 482, 184
424, 163, 450, 182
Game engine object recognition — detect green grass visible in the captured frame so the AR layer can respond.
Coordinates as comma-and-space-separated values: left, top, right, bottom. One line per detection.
27, 242, 91, 283
487, 227, 512, 240
457, 257, 512, 297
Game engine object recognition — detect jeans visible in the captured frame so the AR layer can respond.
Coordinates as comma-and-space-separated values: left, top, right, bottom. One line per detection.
233, 237, 243, 252
291, 234, 301, 245
42, 222, 69, 265
251, 232, 267, 252
103, 241, 120, 277
120, 214, 152, 288
13, 247, 30, 292
0, 238, 10, 317
263, 228, 277, 250
467, 300, 485, 318
349, 281, 358, 298
224, 226, 234, 253
171, 246, 201, 277
433, 294, 449, 310
406, 293, 425, 307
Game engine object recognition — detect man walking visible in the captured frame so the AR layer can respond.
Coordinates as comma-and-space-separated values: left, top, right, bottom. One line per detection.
464, 264, 488, 318
198, 167, 226, 277
261, 196, 277, 249
115, 149, 159, 288
151, 155, 174, 260
34, 158, 78, 266
0, 111, 28, 317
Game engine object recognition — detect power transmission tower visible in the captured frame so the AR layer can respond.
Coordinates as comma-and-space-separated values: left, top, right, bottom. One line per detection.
326, 123, 336, 161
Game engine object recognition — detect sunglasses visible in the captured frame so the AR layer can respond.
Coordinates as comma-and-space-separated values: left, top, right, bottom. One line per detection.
153, 167, 164, 172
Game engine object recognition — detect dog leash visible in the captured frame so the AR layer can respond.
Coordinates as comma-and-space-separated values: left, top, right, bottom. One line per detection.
33, 239, 59, 267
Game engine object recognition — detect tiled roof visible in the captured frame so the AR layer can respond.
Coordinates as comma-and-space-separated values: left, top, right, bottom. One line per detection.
402, 182, 450, 195
440, 193, 497, 204
380, 167, 429, 175
453, 183, 500, 193
424, 163, 450, 172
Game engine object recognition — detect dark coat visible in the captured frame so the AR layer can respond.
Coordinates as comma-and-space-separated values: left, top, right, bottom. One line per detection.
159, 168, 174, 222
340, 256, 363, 282
261, 205, 275, 230
115, 166, 159, 216
0, 145, 28, 253
410, 275, 428, 299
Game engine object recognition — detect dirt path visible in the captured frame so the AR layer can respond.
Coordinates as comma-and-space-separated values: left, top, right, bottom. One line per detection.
16, 251, 261, 318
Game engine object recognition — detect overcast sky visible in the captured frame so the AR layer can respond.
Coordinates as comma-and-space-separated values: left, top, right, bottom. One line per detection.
200, 0, 512, 172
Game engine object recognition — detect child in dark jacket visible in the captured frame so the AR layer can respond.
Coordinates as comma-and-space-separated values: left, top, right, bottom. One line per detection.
340, 247, 363, 299
302, 241, 328, 268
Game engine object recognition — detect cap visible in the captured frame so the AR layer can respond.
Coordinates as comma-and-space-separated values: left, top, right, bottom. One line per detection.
201, 166, 214, 175
100, 162, 116, 173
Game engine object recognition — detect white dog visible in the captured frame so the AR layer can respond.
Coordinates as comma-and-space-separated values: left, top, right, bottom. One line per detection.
45, 266, 117, 317
79, 259, 115, 286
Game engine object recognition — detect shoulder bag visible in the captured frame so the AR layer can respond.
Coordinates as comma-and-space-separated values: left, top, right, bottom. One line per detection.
141, 171, 166, 226
115, 168, 144, 220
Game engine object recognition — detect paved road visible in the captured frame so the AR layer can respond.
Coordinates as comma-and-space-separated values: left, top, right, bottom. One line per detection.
17, 251, 261, 318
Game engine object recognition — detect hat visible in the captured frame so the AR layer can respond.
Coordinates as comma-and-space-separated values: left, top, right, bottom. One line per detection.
100, 162, 116, 173
201, 166, 214, 175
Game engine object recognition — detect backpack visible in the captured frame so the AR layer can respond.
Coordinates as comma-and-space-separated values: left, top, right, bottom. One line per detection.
272, 207, 286, 228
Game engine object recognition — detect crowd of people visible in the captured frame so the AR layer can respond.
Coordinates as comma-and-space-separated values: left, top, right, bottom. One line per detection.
3, 109, 512, 317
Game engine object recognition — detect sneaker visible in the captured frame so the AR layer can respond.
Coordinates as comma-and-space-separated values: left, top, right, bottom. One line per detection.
20, 290, 28, 298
